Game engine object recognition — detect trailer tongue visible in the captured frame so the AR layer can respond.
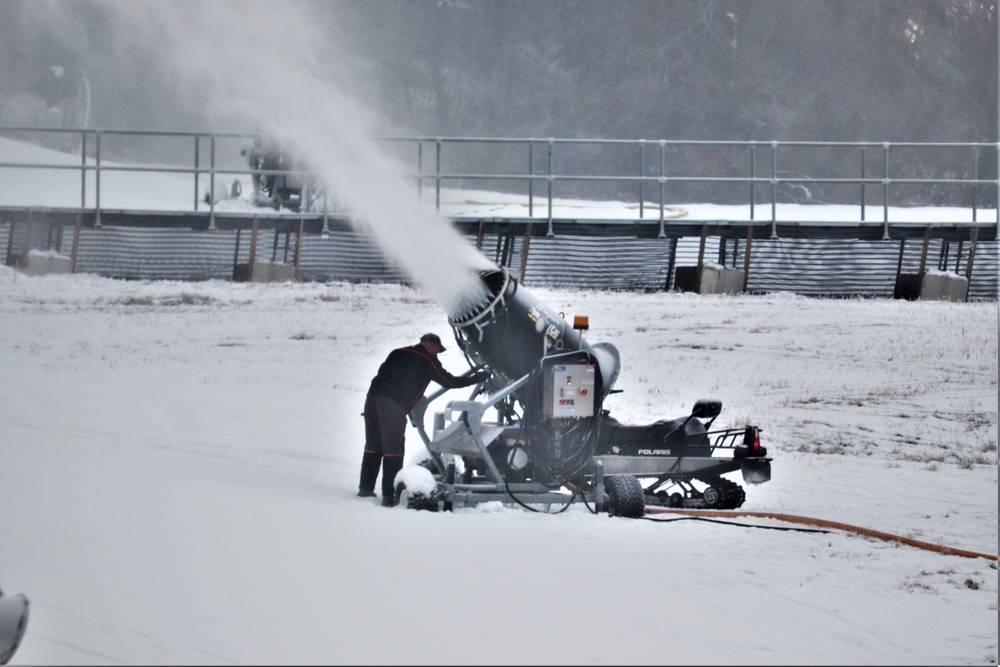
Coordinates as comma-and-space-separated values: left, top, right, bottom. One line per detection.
399, 266, 771, 516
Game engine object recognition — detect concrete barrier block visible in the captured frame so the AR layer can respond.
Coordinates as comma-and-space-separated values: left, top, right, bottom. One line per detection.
698, 265, 721, 293
893, 273, 922, 300
716, 267, 746, 295
22, 250, 72, 276
251, 261, 295, 283
699, 264, 745, 295
920, 270, 968, 302
674, 265, 745, 294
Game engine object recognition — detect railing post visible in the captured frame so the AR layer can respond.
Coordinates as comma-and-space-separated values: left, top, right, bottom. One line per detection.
94, 130, 102, 228
770, 141, 777, 239
208, 134, 217, 231
80, 132, 87, 209
528, 143, 534, 217
435, 137, 442, 212
520, 222, 533, 283
860, 146, 866, 221
696, 223, 708, 292
417, 140, 423, 200
294, 218, 304, 282
937, 237, 949, 272
658, 140, 666, 238
749, 144, 755, 220
965, 226, 980, 287
638, 140, 645, 219
70, 213, 82, 273
972, 146, 978, 223
895, 238, 906, 285
882, 142, 890, 238
742, 224, 753, 292
546, 139, 554, 237
194, 135, 200, 211
322, 192, 330, 236
20, 210, 34, 267
918, 225, 931, 276
248, 217, 259, 276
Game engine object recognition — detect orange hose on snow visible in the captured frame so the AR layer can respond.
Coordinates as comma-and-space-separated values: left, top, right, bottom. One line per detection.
643, 507, 999, 562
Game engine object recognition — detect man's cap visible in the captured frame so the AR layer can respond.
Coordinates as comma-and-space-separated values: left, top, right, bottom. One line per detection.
420, 333, 446, 351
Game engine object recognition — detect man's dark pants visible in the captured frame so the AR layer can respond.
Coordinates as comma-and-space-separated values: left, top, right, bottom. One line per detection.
360, 394, 409, 500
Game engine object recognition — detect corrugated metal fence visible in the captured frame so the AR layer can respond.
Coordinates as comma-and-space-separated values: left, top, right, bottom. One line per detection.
2, 219, 996, 300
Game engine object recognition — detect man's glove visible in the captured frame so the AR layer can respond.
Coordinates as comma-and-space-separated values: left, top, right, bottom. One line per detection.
469, 370, 491, 384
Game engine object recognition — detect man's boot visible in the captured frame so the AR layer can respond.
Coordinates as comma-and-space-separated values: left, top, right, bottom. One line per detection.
380, 456, 404, 506
358, 451, 381, 497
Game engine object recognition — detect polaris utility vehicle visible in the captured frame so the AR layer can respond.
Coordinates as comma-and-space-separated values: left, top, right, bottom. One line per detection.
398, 266, 771, 517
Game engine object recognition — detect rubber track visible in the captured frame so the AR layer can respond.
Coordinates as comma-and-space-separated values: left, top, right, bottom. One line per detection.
643, 507, 999, 561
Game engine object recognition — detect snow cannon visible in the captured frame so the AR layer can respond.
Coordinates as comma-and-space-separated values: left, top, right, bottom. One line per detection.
448, 266, 621, 398
447, 267, 620, 483
400, 266, 772, 515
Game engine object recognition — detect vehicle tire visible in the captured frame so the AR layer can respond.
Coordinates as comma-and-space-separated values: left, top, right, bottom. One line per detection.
669, 492, 684, 508
394, 481, 439, 512
605, 474, 645, 518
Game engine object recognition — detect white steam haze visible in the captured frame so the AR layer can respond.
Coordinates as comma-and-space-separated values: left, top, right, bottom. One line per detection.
58, 0, 493, 315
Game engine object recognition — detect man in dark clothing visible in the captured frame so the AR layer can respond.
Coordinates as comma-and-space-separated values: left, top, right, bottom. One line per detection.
359, 333, 488, 506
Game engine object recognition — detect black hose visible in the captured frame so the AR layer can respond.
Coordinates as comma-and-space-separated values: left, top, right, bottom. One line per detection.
502, 477, 577, 514
639, 515, 831, 533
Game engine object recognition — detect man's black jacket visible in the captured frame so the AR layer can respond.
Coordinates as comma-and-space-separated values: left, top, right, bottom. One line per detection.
367, 344, 477, 409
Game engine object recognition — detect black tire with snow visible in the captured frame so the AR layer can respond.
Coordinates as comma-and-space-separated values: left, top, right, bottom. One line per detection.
394, 482, 440, 512
605, 474, 645, 518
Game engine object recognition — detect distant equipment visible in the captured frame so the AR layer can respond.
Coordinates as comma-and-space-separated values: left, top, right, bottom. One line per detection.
240, 137, 323, 212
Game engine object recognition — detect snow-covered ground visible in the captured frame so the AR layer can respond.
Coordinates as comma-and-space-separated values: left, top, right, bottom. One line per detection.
1, 3, 997, 660
0, 263, 997, 665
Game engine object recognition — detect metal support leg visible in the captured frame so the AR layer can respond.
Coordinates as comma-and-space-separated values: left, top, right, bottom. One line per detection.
595, 459, 605, 514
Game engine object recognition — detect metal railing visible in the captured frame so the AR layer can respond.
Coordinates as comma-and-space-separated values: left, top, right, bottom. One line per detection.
391, 136, 999, 237
1, 126, 997, 238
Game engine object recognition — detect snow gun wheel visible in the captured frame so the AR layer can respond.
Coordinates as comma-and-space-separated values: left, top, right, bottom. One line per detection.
605, 474, 645, 518
393, 481, 440, 512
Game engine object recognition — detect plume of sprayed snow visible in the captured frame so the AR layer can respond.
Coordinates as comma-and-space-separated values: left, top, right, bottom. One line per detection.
40, 0, 492, 317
